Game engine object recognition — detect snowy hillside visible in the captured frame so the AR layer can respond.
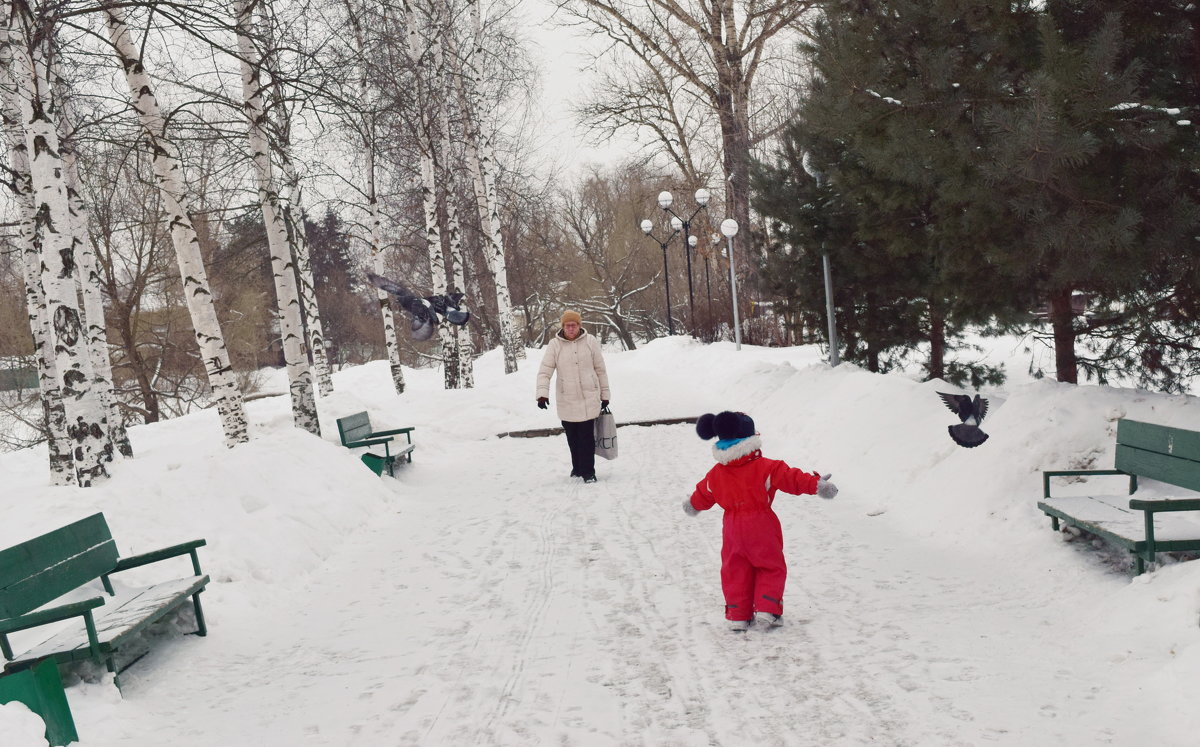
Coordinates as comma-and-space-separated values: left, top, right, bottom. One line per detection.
2, 338, 1200, 746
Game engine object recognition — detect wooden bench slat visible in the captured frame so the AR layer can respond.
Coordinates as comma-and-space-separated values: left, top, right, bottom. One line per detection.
0, 514, 114, 591
1115, 444, 1200, 492
0, 543, 119, 620
1118, 419, 1200, 462
0, 514, 119, 620
8, 575, 209, 668
336, 412, 373, 446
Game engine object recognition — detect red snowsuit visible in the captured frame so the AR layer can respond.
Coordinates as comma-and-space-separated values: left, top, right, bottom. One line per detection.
688, 436, 820, 621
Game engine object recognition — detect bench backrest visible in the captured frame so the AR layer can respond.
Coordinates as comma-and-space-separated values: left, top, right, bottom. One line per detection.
0, 513, 118, 619
1116, 419, 1200, 492
337, 411, 374, 445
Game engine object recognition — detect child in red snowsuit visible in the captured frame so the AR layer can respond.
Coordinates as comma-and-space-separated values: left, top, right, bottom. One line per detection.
683, 411, 838, 630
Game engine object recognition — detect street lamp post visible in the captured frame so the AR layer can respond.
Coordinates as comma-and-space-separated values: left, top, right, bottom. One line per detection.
640, 218, 679, 335
802, 154, 840, 367
720, 218, 741, 350
657, 189, 710, 333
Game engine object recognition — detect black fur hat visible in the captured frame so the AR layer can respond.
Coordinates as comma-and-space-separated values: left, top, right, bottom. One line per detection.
696, 411, 756, 441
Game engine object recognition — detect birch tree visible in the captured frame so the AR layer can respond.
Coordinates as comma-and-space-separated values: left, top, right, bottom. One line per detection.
448, 0, 521, 372
0, 26, 72, 483
103, 4, 248, 447
57, 82, 132, 457
404, 0, 459, 388
339, 0, 404, 393
258, 1, 334, 397
236, 0, 319, 436
5, 3, 111, 485
433, 24, 473, 388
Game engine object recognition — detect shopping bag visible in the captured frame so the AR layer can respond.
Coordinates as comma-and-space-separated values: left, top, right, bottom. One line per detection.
594, 407, 618, 460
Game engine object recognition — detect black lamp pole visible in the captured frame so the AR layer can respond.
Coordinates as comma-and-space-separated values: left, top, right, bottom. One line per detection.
658, 189, 711, 335
640, 219, 679, 335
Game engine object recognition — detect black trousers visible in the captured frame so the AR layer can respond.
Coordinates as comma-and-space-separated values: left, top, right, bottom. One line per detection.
562, 419, 596, 478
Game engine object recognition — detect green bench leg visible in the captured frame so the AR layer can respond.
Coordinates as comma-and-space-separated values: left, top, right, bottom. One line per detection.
0, 659, 79, 746
106, 655, 119, 692
360, 453, 386, 476
1134, 554, 1145, 575
192, 592, 208, 637
1050, 516, 1060, 531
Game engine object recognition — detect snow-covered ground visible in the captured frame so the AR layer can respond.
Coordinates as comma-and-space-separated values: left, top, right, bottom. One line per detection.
2, 338, 1200, 746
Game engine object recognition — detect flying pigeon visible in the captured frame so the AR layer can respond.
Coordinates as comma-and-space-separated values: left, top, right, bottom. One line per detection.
937, 391, 989, 448
366, 272, 470, 341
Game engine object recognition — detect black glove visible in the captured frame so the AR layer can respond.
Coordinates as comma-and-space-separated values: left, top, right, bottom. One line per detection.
537, 397, 549, 410
600, 400, 609, 410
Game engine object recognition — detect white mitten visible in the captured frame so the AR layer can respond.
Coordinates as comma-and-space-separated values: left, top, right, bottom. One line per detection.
816, 473, 838, 499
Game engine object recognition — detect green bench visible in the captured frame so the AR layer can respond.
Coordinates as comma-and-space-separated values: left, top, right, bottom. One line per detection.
337, 411, 415, 477
0, 513, 209, 687
1039, 418, 1200, 575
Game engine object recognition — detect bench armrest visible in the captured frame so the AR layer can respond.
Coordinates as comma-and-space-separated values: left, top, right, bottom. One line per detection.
370, 426, 414, 439
345, 437, 393, 449
111, 539, 207, 575
0, 596, 106, 637
1129, 498, 1200, 513
1042, 469, 1136, 499
0, 596, 106, 664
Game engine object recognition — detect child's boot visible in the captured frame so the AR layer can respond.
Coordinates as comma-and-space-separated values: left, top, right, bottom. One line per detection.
728, 618, 751, 631
755, 611, 784, 628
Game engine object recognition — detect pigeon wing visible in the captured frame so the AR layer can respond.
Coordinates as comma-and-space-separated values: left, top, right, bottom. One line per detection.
937, 392, 967, 416
366, 272, 414, 298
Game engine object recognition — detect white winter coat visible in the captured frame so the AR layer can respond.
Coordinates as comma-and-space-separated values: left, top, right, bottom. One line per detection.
536, 327, 611, 422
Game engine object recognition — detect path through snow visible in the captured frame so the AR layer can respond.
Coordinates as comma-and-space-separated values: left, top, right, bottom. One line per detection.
70, 418, 1171, 746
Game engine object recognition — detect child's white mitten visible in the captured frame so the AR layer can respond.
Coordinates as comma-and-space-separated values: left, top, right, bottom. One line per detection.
682, 498, 700, 516
816, 473, 838, 499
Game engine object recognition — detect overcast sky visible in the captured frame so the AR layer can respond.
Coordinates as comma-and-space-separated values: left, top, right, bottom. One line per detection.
519, 0, 642, 181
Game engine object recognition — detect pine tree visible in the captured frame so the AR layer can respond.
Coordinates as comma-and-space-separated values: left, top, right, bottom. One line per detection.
984, 3, 1200, 386
759, 0, 1038, 379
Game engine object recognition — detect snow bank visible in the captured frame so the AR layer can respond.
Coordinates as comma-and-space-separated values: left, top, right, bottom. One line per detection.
2, 337, 1199, 744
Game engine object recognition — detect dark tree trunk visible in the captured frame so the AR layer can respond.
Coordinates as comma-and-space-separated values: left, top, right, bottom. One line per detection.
928, 302, 946, 381
1049, 288, 1078, 384
113, 301, 160, 422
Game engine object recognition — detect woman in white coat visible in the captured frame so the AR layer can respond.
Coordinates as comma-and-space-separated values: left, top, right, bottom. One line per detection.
535, 310, 611, 483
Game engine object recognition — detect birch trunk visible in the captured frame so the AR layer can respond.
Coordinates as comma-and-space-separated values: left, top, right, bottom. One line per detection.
455, 0, 521, 370
405, 1, 457, 388
279, 156, 333, 396
56, 80, 132, 457
236, 0, 319, 436
104, 5, 248, 447
420, 143, 459, 390
367, 139, 405, 393
343, 0, 404, 394
434, 37, 473, 389
0, 34, 72, 483
7, 13, 111, 485
259, 1, 333, 397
